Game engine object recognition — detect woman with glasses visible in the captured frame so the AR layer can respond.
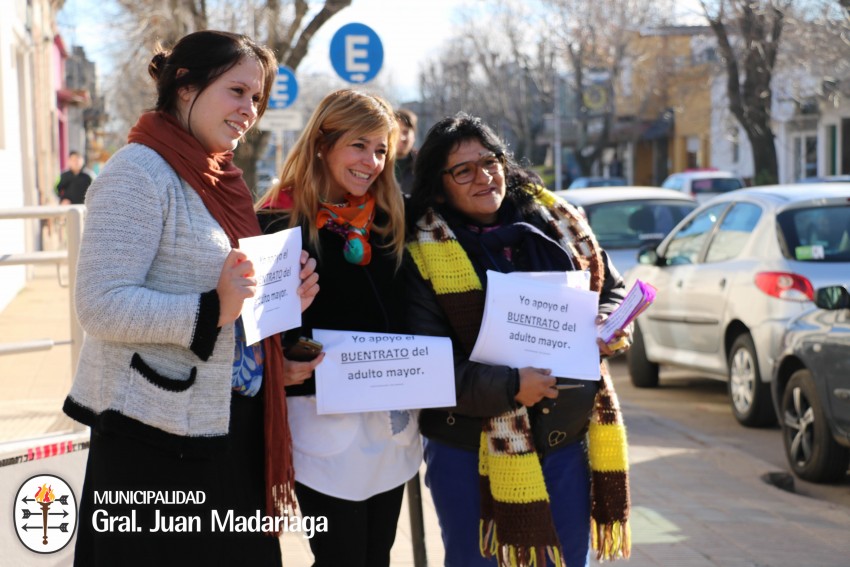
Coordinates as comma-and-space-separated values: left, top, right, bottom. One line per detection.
405, 113, 633, 567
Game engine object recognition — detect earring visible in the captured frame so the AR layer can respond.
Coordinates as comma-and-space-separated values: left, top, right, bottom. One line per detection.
317, 152, 322, 159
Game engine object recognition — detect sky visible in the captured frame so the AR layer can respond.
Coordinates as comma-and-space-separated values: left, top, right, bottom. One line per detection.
56, 0, 707, 105
57, 0, 467, 102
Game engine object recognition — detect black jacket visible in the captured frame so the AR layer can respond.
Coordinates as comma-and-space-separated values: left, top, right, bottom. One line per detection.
56, 169, 93, 204
405, 211, 627, 455
259, 210, 407, 397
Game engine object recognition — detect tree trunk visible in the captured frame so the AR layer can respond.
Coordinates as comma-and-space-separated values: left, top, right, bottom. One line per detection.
234, 130, 271, 198
748, 129, 779, 185
705, 0, 785, 185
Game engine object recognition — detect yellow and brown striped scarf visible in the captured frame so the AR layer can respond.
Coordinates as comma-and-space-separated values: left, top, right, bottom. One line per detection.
407, 185, 630, 566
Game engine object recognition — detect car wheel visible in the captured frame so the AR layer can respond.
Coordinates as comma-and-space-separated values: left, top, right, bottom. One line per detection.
728, 333, 775, 427
627, 324, 659, 388
781, 369, 850, 483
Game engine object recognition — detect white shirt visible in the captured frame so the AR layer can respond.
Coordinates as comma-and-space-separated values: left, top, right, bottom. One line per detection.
287, 396, 422, 501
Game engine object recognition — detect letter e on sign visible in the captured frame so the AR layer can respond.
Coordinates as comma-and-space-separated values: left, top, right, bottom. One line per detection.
268, 66, 298, 110
330, 23, 383, 84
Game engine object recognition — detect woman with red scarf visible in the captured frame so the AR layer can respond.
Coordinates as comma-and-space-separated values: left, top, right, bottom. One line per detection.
63, 31, 317, 566
256, 89, 420, 567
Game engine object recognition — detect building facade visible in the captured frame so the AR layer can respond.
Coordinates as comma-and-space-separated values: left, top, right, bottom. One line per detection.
0, 0, 69, 311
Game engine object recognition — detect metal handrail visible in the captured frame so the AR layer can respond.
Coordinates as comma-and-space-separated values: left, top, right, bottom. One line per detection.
0, 205, 85, 373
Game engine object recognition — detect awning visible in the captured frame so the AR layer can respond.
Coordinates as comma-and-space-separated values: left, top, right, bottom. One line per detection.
56, 88, 91, 108
641, 109, 674, 141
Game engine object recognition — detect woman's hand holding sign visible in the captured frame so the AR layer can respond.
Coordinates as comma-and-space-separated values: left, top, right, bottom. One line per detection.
515, 367, 558, 406
297, 250, 320, 313
596, 314, 633, 358
217, 249, 256, 328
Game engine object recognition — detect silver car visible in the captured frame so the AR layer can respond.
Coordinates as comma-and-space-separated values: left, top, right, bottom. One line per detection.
626, 184, 850, 427
554, 187, 697, 275
661, 170, 746, 204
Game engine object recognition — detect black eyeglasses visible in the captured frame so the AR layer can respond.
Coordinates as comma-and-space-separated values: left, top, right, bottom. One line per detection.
441, 154, 505, 184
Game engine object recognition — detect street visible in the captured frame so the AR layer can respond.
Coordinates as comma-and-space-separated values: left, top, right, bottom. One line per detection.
607, 357, 850, 510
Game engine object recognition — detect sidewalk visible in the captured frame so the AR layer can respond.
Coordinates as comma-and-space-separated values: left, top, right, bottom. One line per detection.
2, 267, 850, 566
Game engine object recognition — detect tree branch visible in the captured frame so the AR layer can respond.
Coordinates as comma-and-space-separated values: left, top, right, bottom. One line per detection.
283, 0, 352, 69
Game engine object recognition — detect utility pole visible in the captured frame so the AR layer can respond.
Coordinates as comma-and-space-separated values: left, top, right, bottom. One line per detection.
553, 70, 562, 192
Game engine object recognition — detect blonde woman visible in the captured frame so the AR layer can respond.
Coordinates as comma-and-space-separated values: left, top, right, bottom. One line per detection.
256, 89, 418, 567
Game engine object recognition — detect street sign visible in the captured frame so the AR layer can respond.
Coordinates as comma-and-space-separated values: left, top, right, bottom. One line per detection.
258, 109, 304, 132
329, 23, 383, 84
268, 66, 298, 110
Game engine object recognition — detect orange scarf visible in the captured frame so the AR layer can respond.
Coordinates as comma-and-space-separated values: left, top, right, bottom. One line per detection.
316, 191, 377, 265
127, 111, 296, 525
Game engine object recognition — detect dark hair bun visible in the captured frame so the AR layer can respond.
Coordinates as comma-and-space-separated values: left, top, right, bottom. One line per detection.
148, 51, 169, 80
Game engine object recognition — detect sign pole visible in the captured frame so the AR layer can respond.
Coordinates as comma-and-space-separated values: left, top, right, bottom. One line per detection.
275, 130, 285, 179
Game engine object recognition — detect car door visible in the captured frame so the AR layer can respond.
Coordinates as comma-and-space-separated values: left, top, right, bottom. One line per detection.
643, 203, 729, 352
679, 202, 762, 360
818, 308, 850, 437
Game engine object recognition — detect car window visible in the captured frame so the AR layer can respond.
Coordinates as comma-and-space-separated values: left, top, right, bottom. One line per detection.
585, 200, 696, 249
691, 177, 744, 194
661, 176, 682, 190
704, 203, 762, 263
587, 177, 626, 187
663, 203, 728, 265
777, 205, 850, 262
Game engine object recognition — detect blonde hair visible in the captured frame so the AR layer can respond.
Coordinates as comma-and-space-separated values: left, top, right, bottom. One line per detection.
257, 89, 404, 265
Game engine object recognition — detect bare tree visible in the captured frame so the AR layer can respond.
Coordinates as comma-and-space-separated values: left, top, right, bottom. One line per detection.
417, 1, 556, 166
701, 0, 792, 184
543, 0, 664, 176
104, 0, 351, 189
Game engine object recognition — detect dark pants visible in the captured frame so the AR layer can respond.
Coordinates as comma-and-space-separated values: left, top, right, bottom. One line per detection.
74, 393, 281, 566
423, 437, 591, 567
294, 481, 405, 567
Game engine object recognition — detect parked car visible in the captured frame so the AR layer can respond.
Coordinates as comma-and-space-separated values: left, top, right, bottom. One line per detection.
567, 176, 627, 189
625, 184, 850, 427
554, 187, 697, 275
797, 175, 850, 184
772, 285, 850, 482
661, 170, 745, 203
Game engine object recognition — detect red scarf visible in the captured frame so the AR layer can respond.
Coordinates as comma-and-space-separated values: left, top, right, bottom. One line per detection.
128, 111, 296, 523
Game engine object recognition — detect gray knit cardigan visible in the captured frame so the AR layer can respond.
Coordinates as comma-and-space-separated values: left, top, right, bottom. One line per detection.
63, 143, 237, 455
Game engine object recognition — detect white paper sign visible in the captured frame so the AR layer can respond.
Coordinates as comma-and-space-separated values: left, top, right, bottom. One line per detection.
237, 227, 303, 345
508, 270, 591, 290
312, 329, 456, 415
470, 270, 601, 380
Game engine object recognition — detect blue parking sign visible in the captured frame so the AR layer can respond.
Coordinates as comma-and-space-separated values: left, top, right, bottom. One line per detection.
269, 66, 298, 109
329, 23, 383, 84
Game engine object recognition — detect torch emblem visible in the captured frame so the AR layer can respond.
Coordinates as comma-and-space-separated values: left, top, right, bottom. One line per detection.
13, 474, 77, 554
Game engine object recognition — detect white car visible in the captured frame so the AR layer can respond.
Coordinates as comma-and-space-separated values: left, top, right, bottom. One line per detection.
661, 170, 746, 203
626, 184, 850, 427
554, 187, 697, 275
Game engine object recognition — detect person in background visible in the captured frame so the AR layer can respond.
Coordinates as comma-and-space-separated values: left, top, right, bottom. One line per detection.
256, 89, 420, 567
56, 150, 94, 204
63, 30, 318, 566
394, 108, 417, 196
405, 113, 632, 567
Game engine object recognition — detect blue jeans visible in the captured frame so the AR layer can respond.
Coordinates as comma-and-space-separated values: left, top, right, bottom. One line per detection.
423, 437, 591, 567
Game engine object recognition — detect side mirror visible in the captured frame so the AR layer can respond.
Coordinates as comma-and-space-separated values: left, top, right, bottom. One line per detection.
637, 246, 660, 266
814, 285, 850, 310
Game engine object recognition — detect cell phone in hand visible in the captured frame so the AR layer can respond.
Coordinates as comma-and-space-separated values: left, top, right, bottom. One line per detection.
287, 337, 323, 361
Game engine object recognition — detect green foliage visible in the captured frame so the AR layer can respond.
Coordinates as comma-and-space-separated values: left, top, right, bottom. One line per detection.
753, 169, 778, 186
